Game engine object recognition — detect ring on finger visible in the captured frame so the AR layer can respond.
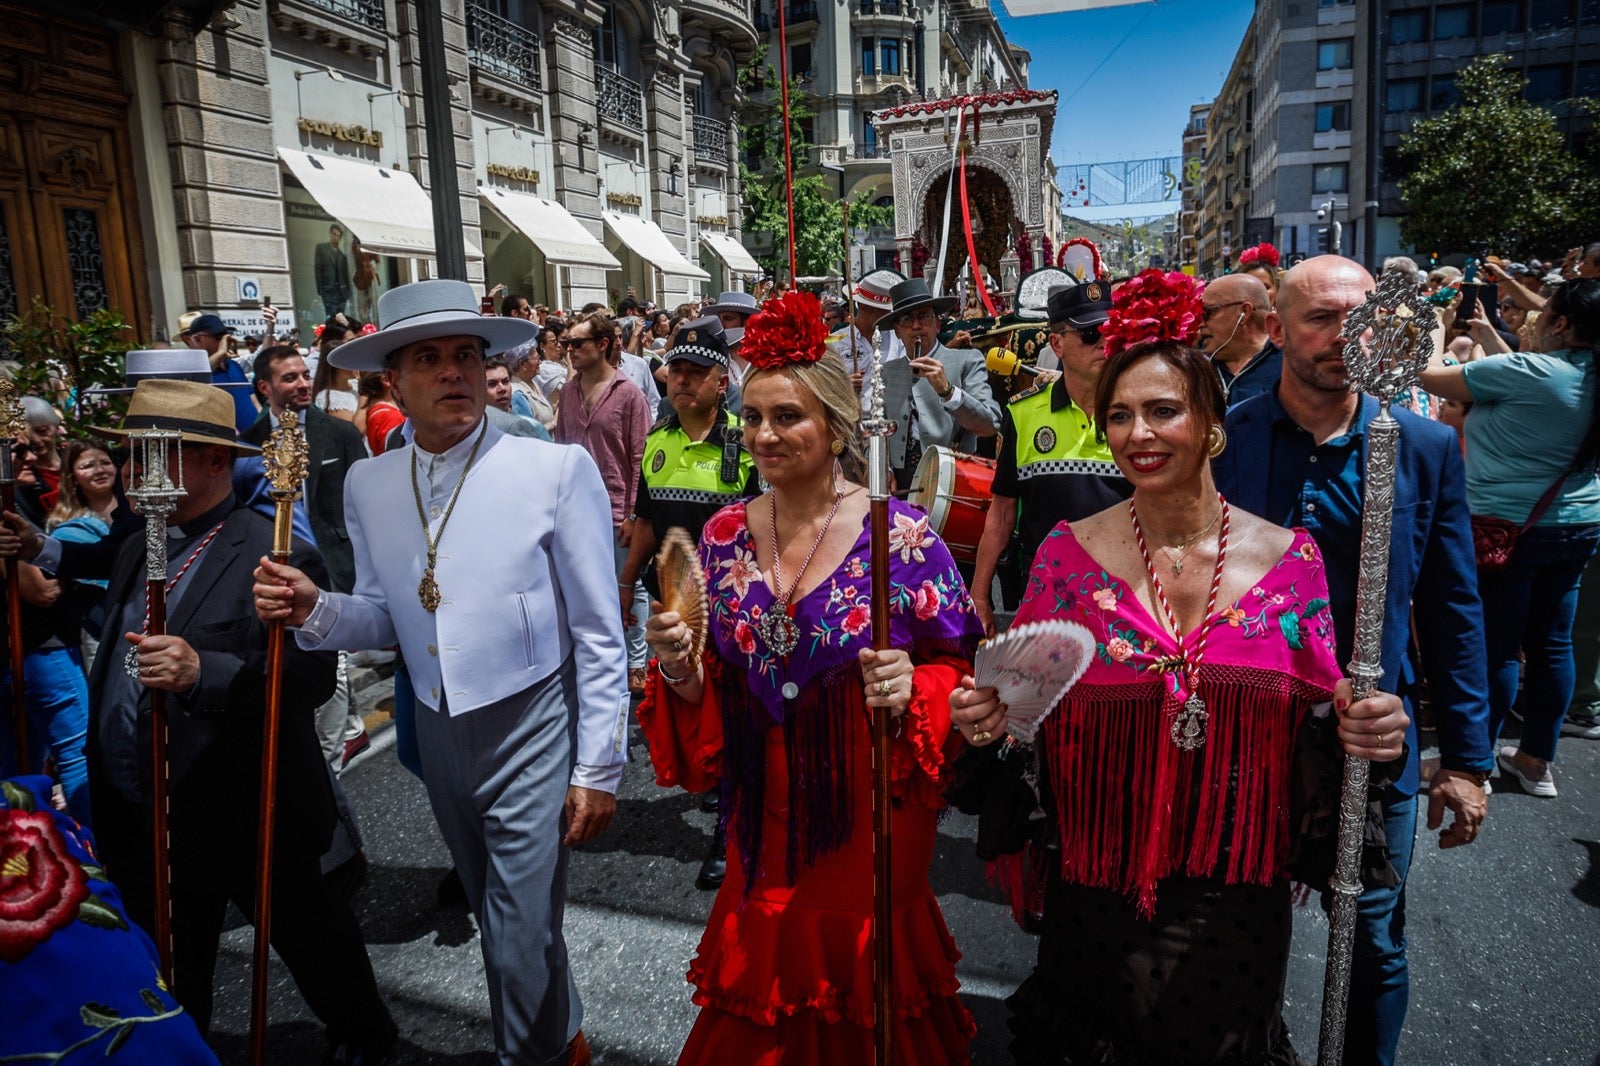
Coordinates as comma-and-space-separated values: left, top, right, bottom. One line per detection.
877, 679, 892, 697
971, 730, 992, 744
672, 639, 684, 651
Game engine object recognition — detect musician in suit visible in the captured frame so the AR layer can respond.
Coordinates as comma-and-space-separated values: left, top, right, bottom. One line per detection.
255, 279, 628, 1066
86, 380, 394, 1058
315, 224, 352, 318
876, 278, 1002, 486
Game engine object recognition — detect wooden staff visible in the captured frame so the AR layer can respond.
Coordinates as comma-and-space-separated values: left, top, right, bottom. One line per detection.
1317, 267, 1436, 1065
251, 410, 308, 1066
861, 312, 898, 1065
126, 428, 186, 990
0, 382, 28, 773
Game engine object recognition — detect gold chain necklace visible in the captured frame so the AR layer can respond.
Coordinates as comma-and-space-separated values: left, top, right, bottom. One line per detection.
410, 418, 489, 612
1159, 505, 1223, 575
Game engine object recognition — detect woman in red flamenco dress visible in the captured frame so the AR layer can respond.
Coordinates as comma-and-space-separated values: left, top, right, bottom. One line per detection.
638, 291, 986, 1065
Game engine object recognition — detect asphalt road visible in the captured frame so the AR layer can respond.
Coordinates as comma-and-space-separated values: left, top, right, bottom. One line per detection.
207, 685, 1600, 1065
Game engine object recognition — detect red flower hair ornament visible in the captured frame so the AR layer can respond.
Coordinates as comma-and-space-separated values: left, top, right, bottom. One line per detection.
740, 290, 830, 371
1101, 270, 1208, 357
1236, 242, 1281, 269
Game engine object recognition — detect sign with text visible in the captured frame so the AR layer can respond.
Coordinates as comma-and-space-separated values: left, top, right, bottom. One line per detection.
211, 308, 297, 339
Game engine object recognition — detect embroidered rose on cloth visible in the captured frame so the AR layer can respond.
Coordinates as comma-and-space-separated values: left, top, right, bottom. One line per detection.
0, 807, 92, 964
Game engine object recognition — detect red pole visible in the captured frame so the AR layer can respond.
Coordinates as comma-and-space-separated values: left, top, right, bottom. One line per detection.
1, 480, 26, 775
249, 506, 294, 1065
776, 0, 798, 284
147, 579, 175, 990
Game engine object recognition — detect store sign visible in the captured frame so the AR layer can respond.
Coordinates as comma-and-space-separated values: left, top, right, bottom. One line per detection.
606, 192, 643, 209
486, 163, 540, 188
212, 308, 298, 338
297, 117, 383, 148
698, 215, 729, 228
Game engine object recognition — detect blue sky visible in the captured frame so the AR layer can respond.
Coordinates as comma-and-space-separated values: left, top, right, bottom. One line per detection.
992, 0, 1256, 221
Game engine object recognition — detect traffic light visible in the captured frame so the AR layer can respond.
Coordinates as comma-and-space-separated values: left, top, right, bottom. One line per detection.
1315, 226, 1332, 254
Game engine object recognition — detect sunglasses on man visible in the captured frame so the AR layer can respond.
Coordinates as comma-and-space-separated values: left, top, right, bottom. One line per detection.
1050, 325, 1102, 345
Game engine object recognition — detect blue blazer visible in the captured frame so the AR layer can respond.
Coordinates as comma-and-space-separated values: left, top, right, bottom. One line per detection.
1216, 390, 1494, 795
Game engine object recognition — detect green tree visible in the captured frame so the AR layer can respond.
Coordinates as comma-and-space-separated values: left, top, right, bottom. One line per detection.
1395, 55, 1600, 258
737, 45, 893, 279
3, 298, 132, 436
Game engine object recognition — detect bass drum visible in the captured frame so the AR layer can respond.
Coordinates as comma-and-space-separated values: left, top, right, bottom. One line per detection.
909, 446, 996, 563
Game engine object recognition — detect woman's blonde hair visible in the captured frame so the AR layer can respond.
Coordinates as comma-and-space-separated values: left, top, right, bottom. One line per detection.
743, 351, 866, 484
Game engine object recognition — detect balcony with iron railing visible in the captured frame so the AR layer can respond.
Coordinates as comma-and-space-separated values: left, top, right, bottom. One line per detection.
859, 0, 904, 13
848, 141, 888, 160
597, 66, 645, 131
268, 0, 386, 53
693, 115, 729, 166
297, 0, 385, 26
785, 1, 819, 22
681, 0, 758, 46
466, 3, 542, 91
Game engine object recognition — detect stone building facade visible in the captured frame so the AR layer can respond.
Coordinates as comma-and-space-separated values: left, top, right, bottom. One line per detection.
0, 0, 760, 345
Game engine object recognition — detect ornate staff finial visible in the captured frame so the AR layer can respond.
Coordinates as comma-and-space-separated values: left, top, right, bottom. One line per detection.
1341, 266, 1438, 403
263, 408, 309, 499
0, 380, 27, 443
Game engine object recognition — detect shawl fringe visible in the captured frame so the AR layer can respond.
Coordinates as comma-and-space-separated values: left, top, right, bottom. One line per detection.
1044, 666, 1331, 916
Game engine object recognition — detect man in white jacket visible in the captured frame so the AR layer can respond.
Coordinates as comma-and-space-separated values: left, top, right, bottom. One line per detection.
254, 279, 627, 1066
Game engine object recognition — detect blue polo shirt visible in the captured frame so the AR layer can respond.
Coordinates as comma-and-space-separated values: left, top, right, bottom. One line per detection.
1215, 340, 1284, 410
212, 358, 258, 435
1241, 387, 1367, 668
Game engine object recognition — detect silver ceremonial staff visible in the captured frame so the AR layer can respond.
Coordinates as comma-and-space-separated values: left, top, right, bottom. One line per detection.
860, 310, 896, 1066
125, 427, 187, 991
1317, 266, 1437, 1065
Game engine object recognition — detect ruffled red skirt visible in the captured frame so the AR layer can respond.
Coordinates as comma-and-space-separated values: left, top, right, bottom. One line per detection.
643, 673, 976, 1066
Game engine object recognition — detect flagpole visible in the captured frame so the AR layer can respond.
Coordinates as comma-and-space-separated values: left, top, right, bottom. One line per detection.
776, 0, 798, 284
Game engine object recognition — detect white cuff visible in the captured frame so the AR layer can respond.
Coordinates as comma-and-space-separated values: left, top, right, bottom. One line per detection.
940, 386, 965, 411
294, 591, 340, 649
570, 761, 624, 794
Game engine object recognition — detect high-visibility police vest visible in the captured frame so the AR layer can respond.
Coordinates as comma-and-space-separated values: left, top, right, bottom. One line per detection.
995, 376, 1129, 565
637, 409, 757, 541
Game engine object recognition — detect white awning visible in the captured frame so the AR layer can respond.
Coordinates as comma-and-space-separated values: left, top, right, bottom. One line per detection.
279, 148, 481, 260
480, 188, 621, 270
603, 211, 711, 281
699, 231, 763, 276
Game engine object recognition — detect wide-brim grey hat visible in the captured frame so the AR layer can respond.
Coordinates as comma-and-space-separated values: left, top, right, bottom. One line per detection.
701, 290, 760, 319
90, 350, 256, 395
878, 278, 957, 330
328, 280, 537, 371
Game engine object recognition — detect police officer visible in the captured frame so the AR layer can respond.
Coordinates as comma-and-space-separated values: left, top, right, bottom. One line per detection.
971, 282, 1131, 636
618, 316, 758, 890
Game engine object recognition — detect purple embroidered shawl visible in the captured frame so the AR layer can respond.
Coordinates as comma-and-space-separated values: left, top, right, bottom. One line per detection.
697, 497, 982, 882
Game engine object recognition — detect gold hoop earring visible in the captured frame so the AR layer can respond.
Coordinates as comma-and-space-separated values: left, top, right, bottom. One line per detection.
830, 438, 846, 456
1206, 425, 1227, 458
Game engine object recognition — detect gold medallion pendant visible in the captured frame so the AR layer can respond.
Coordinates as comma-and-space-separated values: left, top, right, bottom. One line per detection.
419, 568, 443, 613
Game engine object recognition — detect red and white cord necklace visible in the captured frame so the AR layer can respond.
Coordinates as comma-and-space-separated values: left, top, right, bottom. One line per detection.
1129, 493, 1230, 751
123, 522, 226, 682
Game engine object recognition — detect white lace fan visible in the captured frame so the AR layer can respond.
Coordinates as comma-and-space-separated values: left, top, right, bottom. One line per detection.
973, 620, 1097, 742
